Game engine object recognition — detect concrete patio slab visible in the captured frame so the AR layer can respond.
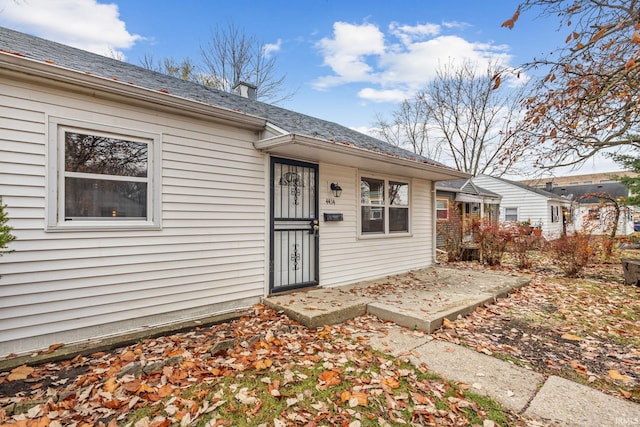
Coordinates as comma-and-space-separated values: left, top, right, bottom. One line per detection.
263, 266, 531, 332
525, 375, 640, 426
262, 287, 371, 329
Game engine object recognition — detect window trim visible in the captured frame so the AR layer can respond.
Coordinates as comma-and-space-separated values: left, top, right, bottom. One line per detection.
436, 197, 449, 221
504, 207, 518, 222
358, 173, 411, 238
47, 117, 162, 231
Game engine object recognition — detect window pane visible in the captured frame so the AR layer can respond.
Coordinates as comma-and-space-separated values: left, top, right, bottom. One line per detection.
389, 182, 408, 205
436, 200, 447, 209
504, 208, 518, 222
361, 177, 384, 205
65, 177, 147, 218
65, 131, 148, 177
390, 207, 409, 232
361, 206, 384, 233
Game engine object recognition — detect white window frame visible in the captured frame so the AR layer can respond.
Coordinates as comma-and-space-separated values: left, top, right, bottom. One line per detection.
504, 207, 518, 222
359, 173, 411, 237
47, 117, 161, 231
436, 198, 449, 220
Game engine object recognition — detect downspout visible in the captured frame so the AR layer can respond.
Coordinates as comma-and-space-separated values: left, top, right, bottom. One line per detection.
432, 181, 440, 265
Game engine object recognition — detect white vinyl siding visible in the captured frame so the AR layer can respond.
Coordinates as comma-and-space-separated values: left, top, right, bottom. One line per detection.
0, 78, 266, 355
319, 164, 432, 287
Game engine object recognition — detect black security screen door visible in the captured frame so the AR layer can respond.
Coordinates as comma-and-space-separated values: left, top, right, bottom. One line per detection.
270, 158, 319, 293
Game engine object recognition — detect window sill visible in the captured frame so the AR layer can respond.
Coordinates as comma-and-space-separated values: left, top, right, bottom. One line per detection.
46, 221, 161, 232
358, 232, 412, 240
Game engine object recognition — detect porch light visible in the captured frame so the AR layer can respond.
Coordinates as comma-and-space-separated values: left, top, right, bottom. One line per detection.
330, 183, 342, 198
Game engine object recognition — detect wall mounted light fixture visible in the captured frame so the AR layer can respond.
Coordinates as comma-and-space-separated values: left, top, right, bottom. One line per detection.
330, 183, 342, 198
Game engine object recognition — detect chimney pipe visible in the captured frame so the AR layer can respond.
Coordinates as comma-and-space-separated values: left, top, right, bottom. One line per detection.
233, 81, 257, 101
545, 182, 553, 191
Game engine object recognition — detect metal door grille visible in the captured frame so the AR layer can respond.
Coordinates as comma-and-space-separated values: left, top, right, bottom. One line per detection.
270, 158, 318, 293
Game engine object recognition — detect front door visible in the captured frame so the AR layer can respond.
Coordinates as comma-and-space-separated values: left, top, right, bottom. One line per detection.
270, 158, 319, 293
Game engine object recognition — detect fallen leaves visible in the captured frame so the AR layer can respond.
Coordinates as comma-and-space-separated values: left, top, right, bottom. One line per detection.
560, 333, 584, 341
432, 263, 640, 403
340, 390, 368, 407
608, 369, 632, 383
6, 365, 34, 381
318, 369, 341, 387
0, 305, 524, 426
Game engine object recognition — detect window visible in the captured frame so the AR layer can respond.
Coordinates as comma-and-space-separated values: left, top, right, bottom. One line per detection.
551, 206, 560, 222
360, 176, 409, 234
48, 118, 160, 230
436, 198, 449, 220
504, 207, 518, 222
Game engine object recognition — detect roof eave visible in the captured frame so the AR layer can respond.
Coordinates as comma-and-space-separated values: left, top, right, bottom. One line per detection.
0, 52, 267, 131
255, 134, 470, 181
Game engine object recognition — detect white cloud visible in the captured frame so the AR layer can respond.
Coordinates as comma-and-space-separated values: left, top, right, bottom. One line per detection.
358, 87, 411, 103
350, 125, 379, 138
263, 39, 282, 58
314, 20, 514, 103
0, 0, 141, 58
314, 21, 386, 88
388, 21, 440, 46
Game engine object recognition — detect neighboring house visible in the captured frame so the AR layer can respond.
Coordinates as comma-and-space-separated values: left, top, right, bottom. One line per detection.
471, 175, 571, 238
548, 182, 634, 236
520, 171, 638, 189
0, 27, 468, 356
435, 179, 501, 247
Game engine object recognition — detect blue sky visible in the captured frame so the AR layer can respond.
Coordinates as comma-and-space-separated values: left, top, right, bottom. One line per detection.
0, 0, 618, 176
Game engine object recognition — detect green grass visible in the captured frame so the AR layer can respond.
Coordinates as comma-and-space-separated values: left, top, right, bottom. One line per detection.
122, 349, 516, 426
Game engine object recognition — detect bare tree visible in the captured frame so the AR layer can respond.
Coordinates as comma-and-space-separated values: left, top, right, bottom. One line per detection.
140, 53, 202, 82
376, 60, 529, 177
139, 22, 294, 104
200, 21, 294, 104
373, 95, 441, 160
504, 0, 640, 169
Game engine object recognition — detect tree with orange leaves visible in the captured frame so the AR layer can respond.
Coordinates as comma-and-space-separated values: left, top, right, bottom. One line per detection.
503, 1, 640, 169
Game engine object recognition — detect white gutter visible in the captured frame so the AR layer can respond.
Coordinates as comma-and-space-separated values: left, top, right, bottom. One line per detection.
255, 134, 470, 180
0, 52, 267, 131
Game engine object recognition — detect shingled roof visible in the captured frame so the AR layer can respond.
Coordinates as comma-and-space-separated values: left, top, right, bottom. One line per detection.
0, 26, 453, 170
479, 175, 568, 201
549, 182, 629, 203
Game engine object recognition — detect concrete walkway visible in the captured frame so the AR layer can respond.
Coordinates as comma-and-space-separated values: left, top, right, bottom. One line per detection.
264, 266, 640, 426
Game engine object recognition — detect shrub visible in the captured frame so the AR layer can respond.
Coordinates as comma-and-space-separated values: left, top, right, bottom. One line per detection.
0, 196, 15, 256
472, 219, 514, 266
509, 222, 541, 269
546, 232, 593, 277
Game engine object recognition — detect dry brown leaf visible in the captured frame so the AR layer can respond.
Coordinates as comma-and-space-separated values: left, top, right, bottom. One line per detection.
442, 318, 456, 329
561, 333, 584, 341
411, 391, 432, 405
318, 370, 341, 387
103, 376, 119, 393
40, 343, 64, 354
123, 379, 142, 393
382, 376, 401, 392
254, 359, 273, 370
608, 369, 631, 383
7, 365, 34, 381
